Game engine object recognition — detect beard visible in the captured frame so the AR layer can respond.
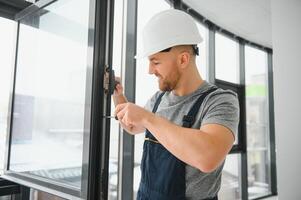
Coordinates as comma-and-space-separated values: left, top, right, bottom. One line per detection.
157, 68, 181, 92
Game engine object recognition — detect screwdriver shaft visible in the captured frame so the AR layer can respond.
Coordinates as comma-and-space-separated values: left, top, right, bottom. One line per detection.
104, 116, 118, 120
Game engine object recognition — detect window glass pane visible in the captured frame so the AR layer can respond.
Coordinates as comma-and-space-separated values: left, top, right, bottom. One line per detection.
245, 46, 271, 198
0, 196, 11, 200
134, 1, 171, 198
219, 154, 242, 200
30, 189, 65, 200
108, 0, 123, 199
215, 33, 239, 83
8, 0, 91, 189
0, 17, 16, 175
195, 22, 208, 80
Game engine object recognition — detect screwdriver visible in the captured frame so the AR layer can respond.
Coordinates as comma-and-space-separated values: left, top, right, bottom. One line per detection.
104, 116, 118, 120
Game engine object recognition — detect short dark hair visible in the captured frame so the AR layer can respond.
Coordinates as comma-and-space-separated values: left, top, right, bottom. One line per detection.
160, 47, 172, 53
159, 45, 199, 55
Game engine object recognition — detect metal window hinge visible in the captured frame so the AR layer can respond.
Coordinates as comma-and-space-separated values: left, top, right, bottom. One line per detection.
103, 65, 117, 95
103, 65, 110, 94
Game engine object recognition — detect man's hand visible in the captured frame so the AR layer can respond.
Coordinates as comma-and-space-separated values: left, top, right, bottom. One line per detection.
112, 77, 127, 106
114, 103, 150, 134
113, 77, 123, 97
112, 77, 145, 134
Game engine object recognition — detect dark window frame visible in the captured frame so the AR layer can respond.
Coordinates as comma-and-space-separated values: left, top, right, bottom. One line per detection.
0, 0, 114, 199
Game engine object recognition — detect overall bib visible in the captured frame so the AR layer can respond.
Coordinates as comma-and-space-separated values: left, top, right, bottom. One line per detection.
137, 87, 219, 200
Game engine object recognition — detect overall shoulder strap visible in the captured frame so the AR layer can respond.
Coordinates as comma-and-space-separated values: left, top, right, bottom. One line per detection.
145, 92, 165, 141
152, 92, 165, 113
182, 87, 218, 128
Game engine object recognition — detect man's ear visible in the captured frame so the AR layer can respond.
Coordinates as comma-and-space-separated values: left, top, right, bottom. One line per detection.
179, 52, 190, 69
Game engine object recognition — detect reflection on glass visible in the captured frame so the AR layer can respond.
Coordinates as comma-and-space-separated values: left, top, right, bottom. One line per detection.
215, 33, 239, 83
245, 46, 271, 198
0, 196, 11, 200
134, 1, 171, 199
30, 189, 65, 200
9, 0, 91, 189
0, 17, 16, 175
195, 22, 208, 80
219, 154, 241, 200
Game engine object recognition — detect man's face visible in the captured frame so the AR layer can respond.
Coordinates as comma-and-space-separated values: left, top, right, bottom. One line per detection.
148, 49, 181, 91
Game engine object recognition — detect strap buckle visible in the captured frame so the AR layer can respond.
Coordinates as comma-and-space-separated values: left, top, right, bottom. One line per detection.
144, 137, 160, 144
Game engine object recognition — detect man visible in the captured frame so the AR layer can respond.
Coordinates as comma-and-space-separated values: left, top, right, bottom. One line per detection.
113, 9, 239, 200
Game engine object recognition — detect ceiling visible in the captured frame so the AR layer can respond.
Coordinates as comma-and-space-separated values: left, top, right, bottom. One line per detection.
0, 0, 31, 19
183, 0, 272, 48
0, 0, 272, 48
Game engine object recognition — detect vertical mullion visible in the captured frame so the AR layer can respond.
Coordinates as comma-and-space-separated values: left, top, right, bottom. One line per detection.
5, 21, 19, 175
267, 52, 277, 195
208, 26, 215, 84
20, 186, 30, 200
241, 152, 248, 200
239, 42, 248, 200
101, 0, 115, 199
87, 0, 110, 199
239, 42, 245, 85
173, 0, 182, 9
238, 41, 246, 151
118, 0, 137, 199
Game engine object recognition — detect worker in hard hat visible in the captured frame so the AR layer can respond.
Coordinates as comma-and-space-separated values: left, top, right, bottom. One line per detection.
113, 9, 239, 200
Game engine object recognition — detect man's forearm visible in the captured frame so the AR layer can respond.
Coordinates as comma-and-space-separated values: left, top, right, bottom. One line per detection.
120, 121, 146, 135
142, 113, 229, 172
142, 114, 210, 168
114, 95, 146, 134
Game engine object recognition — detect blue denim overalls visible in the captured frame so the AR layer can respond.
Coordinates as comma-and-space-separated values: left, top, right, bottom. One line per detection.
137, 87, 218, 200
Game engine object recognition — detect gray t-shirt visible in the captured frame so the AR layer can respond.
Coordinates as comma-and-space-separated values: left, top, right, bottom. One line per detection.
144, 81, 239, 199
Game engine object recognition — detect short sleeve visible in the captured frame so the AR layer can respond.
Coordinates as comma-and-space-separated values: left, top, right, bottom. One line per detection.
201, 91, 240, 139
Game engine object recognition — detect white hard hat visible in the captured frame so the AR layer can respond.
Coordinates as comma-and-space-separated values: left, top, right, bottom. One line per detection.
135, 9, 203, 59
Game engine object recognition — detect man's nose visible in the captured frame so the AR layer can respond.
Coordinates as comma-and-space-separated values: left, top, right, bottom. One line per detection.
148, 63, 155, 74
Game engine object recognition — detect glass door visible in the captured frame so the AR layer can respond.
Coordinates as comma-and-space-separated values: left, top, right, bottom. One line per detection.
1, 0, 113, 199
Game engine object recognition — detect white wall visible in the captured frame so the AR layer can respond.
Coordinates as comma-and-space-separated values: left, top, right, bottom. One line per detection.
271, 0, 301, 199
